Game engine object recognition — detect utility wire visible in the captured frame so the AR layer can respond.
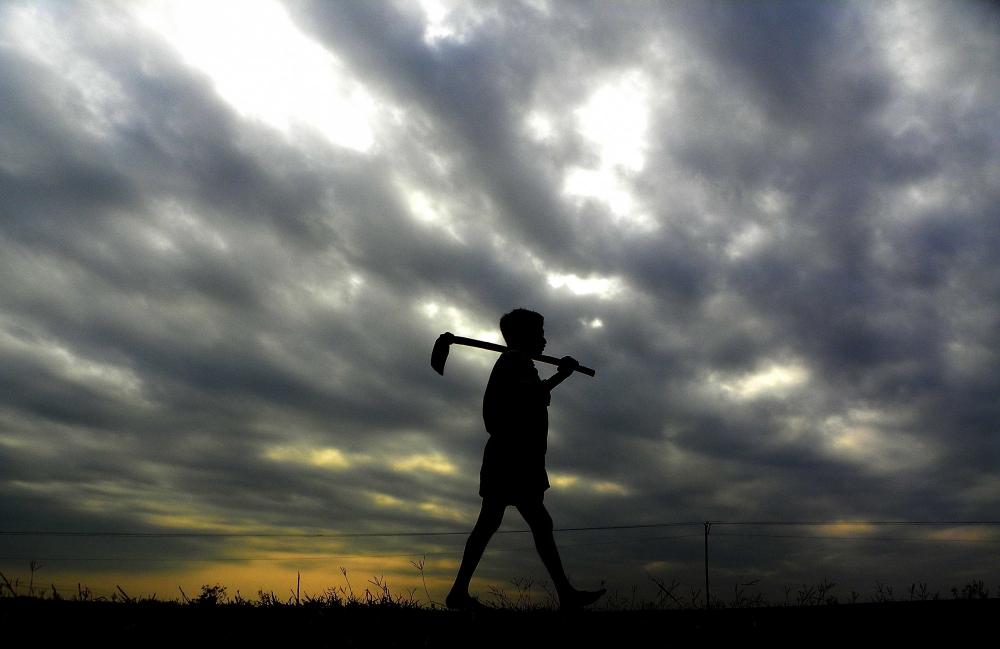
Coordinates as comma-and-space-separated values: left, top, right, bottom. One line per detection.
0, 521, 704, 539
0, 533, 706, 564
707, 520, 1000, 526
4, 520, 998, 539
713, 532, 1000, 544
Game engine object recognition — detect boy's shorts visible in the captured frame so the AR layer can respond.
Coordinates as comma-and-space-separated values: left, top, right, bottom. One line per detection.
479, 439, 549, 505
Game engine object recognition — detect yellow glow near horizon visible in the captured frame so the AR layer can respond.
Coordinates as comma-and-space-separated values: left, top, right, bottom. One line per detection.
592, 481, 629, 496
416, 501, 466, 523
390, 453, 458, 476
549, 474, 579, 489
263, 445, 353, 470
549, 473, 628, 496
135, 0, 378, 152
927, 527, 995, 543
369, 491, 468, 523
35, 554, 456, 605
822, 522, 876, 537
371, 492, 406, 509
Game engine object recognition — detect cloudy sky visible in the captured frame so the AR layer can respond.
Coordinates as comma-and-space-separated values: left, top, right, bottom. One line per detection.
1, 0, 998, 603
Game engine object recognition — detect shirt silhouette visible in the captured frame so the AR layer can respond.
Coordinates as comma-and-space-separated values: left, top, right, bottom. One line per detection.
480, 349, 550, 502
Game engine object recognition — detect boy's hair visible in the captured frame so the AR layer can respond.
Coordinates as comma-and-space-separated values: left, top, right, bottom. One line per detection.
500, 308, 543, 346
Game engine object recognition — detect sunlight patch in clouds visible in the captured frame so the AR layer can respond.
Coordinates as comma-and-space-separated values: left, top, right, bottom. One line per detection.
875, 1, 942, 97
546, 272, 623, 299
417, 0, 459, 45
562, 70, 656, 231
419, 302, 501, 348
575, 71, 650, 173
0, 3, 133, 145
395, 179, 463, 242
819, 409, 934, 473
708, 361, 810, 400
0, 322, 147, 402
725, 222, 769, 261
147, 199, 230, 254
136, 0, 377, 152
300, 272, 366, 313
562, 167, 654, 230
525, 111, 556, 142
416, 0, 497, 46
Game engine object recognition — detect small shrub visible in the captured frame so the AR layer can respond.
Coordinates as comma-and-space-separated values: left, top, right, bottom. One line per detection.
193, 583, 228, 606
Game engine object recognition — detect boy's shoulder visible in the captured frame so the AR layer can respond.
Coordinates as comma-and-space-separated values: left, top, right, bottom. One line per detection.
491, 351, 538, 384
495, 350, 534, 369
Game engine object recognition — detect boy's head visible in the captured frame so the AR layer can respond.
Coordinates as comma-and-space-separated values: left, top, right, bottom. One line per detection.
500, 308, 545, 353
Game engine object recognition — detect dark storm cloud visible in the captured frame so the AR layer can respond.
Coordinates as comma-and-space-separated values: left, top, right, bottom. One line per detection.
1, 0, 998, 598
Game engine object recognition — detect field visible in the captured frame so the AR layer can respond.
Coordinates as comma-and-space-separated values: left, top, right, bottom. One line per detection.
2, 579, 997, 644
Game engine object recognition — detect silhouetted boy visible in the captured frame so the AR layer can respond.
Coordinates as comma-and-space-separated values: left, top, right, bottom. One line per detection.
446, 308, 605, 611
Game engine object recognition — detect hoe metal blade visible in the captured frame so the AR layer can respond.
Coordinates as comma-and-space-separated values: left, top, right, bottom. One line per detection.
431, 332, 454, 375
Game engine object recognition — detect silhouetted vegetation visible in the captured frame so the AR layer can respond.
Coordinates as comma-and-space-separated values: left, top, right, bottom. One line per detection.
2, 563, 998, 643
1, 561, 996, 611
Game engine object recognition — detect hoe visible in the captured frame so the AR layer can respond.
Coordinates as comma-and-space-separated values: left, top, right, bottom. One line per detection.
431, 332, 596, 377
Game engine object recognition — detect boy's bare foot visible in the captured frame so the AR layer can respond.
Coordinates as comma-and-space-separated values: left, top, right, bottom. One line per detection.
445, 590, 491, 612
559, 587, 606, 610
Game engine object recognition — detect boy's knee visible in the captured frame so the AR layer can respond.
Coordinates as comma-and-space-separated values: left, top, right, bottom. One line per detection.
476, 515, 502, 535
473, 502, 505, 535
521, 504, 553, 531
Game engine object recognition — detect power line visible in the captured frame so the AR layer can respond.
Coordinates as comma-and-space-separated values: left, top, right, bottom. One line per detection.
0, 521, 706, 539
9, 526, 999, 565
0, 532, 706, 564
6, 520, 1000, 539
707, 520, 1000, 526
713, 532, 1000, 544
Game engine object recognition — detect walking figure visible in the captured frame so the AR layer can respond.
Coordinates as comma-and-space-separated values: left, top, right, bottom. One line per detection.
446, 308, 606, 611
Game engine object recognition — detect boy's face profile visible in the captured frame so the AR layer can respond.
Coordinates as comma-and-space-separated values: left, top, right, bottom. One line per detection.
512, 324, 545, 355
526, 325, 546, 354
500, 309, 546, 355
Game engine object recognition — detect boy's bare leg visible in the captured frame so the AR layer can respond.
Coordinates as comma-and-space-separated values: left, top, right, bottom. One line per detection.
447, 498, 506, 607
517, 500, 605, 609
515, 500, 572, 594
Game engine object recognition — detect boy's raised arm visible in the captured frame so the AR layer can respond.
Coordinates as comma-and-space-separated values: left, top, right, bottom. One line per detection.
542, 356, 579, 392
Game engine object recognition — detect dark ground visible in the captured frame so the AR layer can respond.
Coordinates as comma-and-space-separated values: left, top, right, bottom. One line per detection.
3, 597, 998, 644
